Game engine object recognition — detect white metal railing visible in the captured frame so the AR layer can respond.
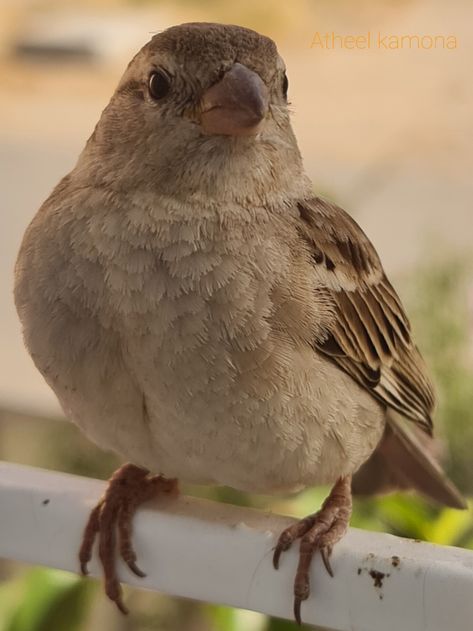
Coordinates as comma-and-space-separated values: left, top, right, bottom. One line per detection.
1, 461, 473, 631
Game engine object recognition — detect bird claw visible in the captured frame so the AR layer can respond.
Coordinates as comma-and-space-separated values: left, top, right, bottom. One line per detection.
273, 476, 352, 625
294, 597, 303, 626
273, 533, 293, 570
320, 546, 334, 577
126, 559, 147, 578
78, 463, 178, 614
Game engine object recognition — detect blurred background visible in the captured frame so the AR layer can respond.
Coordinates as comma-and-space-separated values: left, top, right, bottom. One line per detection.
1, 0, 472, 629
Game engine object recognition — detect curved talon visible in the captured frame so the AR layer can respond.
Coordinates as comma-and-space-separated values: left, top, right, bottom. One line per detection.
321, 546, 334, 577
104, 574, 128, 615
273, 476, 353, 625
272, 544, 285, 570
79, 502, 103, 575
115, 597, 128, 616
78, 463, 178, 614
273, 515, 319, 570
80, 552, 91, 576
294, 598, 302, 626
127, 560, 147, 578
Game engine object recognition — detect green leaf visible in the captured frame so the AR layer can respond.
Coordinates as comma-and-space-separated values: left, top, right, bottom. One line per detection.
0, 576, 23, 631
4, 568, 94, 631
424, 503, 473, 546
205, 603, 238, 631
265, 615, 319, 631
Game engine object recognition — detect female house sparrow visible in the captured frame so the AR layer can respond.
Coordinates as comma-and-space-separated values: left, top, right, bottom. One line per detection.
14, 22, 465, 623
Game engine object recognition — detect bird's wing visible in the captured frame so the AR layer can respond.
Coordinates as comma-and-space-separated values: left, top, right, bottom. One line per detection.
295, 197, 435, 435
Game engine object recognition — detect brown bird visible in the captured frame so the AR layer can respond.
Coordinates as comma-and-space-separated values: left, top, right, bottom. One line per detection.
14, 22, 465, 624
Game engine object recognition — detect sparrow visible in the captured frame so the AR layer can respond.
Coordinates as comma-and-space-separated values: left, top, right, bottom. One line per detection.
14, 22, 465, 624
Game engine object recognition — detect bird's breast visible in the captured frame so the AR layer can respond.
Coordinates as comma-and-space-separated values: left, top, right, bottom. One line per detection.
20, 198, 384, 493
97, 213, 384, 492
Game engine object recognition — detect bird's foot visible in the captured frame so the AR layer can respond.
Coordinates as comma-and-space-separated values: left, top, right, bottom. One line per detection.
79, 463, 178, 614
273, 476, 352, 625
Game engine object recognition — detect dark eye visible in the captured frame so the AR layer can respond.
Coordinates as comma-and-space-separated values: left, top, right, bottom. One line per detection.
148, 70, 171, 100
282, 72, 289, 100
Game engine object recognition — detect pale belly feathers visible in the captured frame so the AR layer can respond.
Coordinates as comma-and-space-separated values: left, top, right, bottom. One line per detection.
18, 199, 385, 493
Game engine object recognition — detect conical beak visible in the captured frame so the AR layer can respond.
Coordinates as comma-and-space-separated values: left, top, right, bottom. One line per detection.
200, 63, 269, 137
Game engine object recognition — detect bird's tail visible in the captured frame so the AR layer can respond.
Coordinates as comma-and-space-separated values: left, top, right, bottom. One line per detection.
352, 411, 467, 509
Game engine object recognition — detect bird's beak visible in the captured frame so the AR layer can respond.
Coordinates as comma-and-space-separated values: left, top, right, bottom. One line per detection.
200, 63, 269, 137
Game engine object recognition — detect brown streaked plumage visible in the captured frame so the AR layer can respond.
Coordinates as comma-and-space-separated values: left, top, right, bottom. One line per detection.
296, 197, 435, 433
14, 22, 465, 624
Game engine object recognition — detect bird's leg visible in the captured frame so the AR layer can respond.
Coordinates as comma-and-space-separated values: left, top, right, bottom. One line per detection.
79, 463, 178, 614
273, 476, 352, 625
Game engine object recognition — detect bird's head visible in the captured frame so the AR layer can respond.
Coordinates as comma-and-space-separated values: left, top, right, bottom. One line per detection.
79, 23, 310, 205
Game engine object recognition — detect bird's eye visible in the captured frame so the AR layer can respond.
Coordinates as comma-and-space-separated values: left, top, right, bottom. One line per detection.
148, 70, 171, 100
282, 72, 289, 100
